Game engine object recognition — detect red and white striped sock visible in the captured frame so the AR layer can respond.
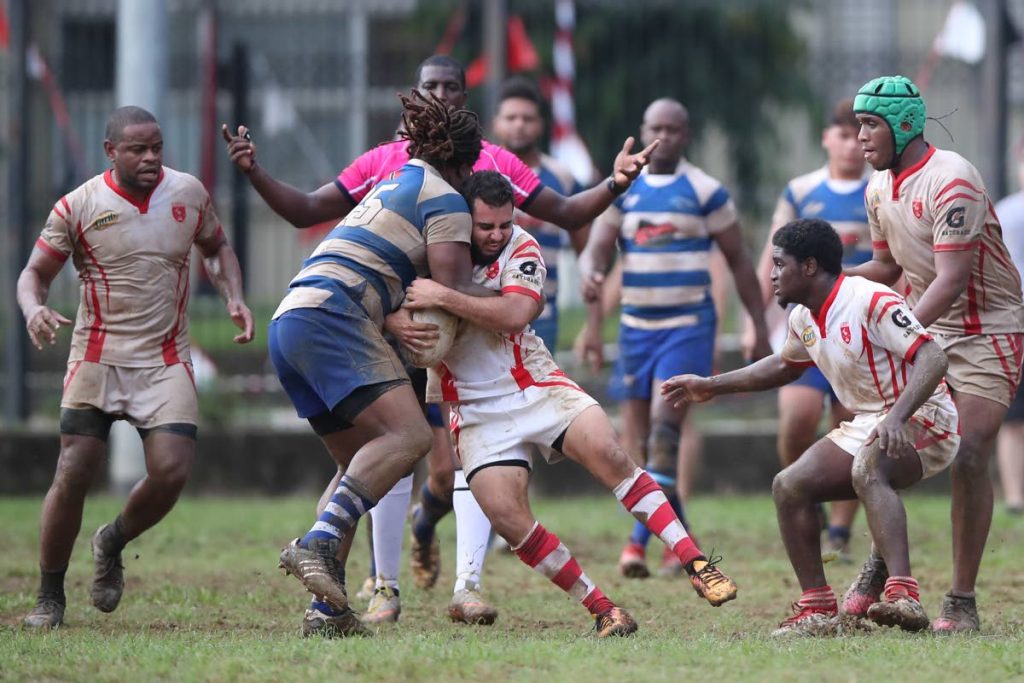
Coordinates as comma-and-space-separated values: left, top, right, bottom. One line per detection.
798, 585, 838, 613
883, 576, 920, 601
512, 521, 615, 617
614, 468, 702, 566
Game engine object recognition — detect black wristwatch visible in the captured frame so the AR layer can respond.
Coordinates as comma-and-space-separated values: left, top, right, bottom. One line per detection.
606, 176, 628, 196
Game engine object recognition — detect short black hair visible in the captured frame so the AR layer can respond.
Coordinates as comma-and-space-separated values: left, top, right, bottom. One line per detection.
772, 218, 844, 276
461, 170, 514, 209
415, 55, 466, 90
105, 106, 158, 142
497, 76, 544, 110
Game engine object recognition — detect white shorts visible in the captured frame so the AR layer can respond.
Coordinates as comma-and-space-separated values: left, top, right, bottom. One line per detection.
449, 375, 598, 481
825, 401, 960, 479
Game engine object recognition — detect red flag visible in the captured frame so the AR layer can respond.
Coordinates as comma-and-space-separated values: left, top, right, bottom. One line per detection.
506, 16, 539, 72
0, 2, 10, 50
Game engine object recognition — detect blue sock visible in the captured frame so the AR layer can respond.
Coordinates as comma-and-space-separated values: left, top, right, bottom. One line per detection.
311, 599, 339, 616
412, 483, 452, 544
828, 525, 851, 542
302, 476, 375, 546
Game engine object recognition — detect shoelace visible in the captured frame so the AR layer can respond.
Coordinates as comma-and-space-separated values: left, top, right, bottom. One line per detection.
695, 553, 728, 587
780, 601, 832, 627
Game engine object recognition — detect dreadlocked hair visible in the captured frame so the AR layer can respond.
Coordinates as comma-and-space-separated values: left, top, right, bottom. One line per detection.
398, 90, 482, 171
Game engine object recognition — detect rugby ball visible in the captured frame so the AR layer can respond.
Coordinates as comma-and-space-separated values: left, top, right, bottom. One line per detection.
404, 306, 459, 368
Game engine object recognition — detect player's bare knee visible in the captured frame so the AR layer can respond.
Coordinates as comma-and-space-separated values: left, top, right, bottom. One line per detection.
148, 453, 193, 491
398, 420, 433, 459
51, 445, 103, 493
646, 421, 680, 473
771, 470, 797, 505
951, 439, 990, 479
429, 468, 455, 497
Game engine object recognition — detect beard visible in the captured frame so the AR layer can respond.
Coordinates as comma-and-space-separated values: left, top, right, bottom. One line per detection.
471, 243, 501, 266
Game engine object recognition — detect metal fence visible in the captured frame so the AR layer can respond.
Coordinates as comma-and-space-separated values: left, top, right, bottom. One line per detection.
2, 0, 1024, 424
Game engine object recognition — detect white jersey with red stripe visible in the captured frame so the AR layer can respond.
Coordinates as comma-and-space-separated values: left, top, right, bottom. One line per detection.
36, 167, 222, 367
426, 224, 562, 403
780, 274, 957, 429
866, 146, 1024, 336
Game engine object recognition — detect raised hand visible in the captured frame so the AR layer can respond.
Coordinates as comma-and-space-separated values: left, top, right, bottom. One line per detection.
221, 124, 257, 173
611, 136, 660, 188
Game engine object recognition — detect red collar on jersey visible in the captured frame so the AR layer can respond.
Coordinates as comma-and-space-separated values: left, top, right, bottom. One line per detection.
889, 145, 935, 200
103, 168, 164, 214
813, 274, 845, 338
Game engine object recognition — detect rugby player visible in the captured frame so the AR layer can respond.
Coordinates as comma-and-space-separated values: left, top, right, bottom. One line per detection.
402, 170, 738, 637
664, 218, 959, 636
19, 106, 254, 629
578, 98, 772, 578
749, 98, 870, 563
845, 76, 1024, 632
224, 55, 656, 625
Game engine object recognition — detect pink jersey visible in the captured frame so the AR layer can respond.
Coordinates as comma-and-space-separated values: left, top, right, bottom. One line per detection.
866, 146, 1024, 336
335, 139, 543, 209
781, 274, 956, 426
426, 225, 560, 403
36, 167, 223, 367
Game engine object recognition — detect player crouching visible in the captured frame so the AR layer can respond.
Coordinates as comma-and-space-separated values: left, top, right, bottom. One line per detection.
663, 218, 959, 636
400, 171, 737, 637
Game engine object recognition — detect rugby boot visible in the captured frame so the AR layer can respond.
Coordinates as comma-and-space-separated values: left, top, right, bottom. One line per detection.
302, 604, 370, 638
617, 542, 650, 579
362, 585, 401, 625
593, 606, 638, 638
841, 548, 888, 617
866, 577, 929, 631
22, 597, 65, 630
354, 575, 376, 602
409, 506, 441, 589
771, 603, 838, 638
279, 537, 349, 613
90, 524, 125, 613
657, 546, 684, 578
931, 592, 981, 633
448, 586, 498, 625
689, 554, 738, 606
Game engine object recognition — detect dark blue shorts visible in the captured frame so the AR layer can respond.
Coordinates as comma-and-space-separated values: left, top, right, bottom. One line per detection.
610, 316, 716, 402
268, 302, 407, 422
788, 364, 839, 402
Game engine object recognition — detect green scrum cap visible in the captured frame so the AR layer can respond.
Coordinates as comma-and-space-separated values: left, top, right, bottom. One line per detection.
853, 75, 926, 155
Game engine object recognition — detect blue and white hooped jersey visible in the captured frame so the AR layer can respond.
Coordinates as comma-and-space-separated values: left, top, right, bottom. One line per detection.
601, 160, 737, 330
772, 166, 871, 266
514, 154, 581, 323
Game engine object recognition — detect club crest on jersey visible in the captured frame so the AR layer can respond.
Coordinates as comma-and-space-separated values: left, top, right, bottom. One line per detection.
87, 210, 119, 231
912, 199, 923, 219
801, 325, 817, 347
841, 323, 852, 344
172, 203, 187, 223
485, 262, 500, 280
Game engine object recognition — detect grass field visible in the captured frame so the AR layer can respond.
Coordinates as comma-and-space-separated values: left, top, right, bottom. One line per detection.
2, 494, 1023, 682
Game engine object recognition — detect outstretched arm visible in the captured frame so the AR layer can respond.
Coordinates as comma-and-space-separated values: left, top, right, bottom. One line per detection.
196, 231, 254, 344
660, 354, 805, 408
221, 124, 353, 228
404, 277, 540, 336
523, 137, 658, 231
17, 248, 72, 350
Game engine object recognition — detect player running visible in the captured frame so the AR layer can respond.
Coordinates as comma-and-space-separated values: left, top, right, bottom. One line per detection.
18, 106, 254, 629
748, 98, 869, 563
401, 171, 738, 637
578, 98, 772, 578
664, 218, 959, 636
846, 76, 1024, 632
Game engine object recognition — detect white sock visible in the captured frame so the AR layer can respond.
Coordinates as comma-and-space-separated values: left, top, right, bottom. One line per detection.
370, 473, 412, 592
453, 468, 492, 593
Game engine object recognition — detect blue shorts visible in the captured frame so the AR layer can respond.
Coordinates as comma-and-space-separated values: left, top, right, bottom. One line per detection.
532, 316, 558, 354
610, 315, 716, 401
788, 364, 839, 402
268, 300, 407, 422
